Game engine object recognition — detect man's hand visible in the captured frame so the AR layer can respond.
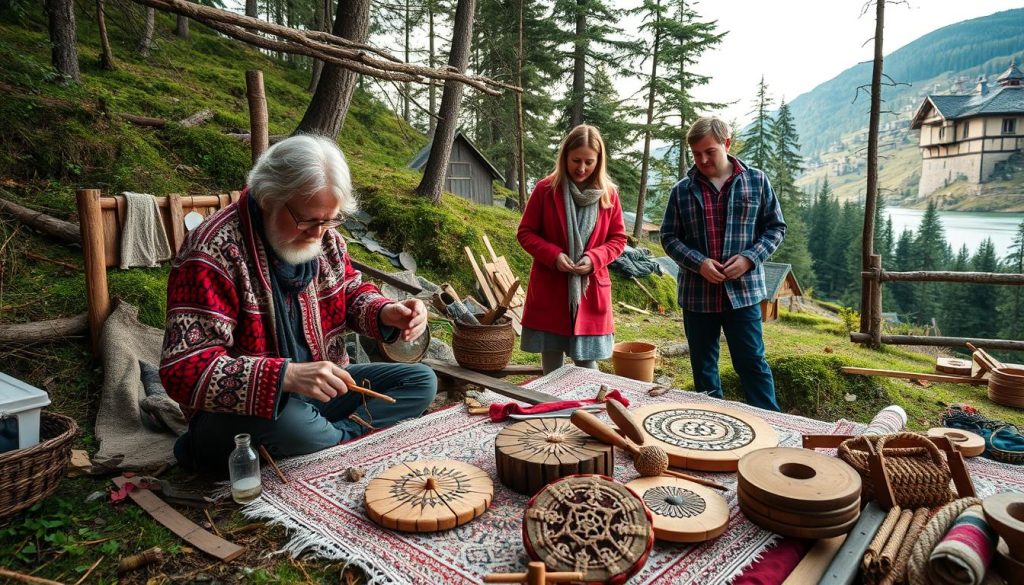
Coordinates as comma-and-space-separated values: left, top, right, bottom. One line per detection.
722, 255, 754, 280
282, 361, 355, 402
381, 298, 428, 342
699, 258, 727, 284
572, 255, 594, 275
555, 253, 576, 273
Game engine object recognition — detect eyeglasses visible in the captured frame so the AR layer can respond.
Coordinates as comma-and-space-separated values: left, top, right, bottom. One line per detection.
284, 203, 344, 231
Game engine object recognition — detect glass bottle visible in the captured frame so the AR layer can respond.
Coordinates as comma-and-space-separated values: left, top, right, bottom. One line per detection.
229, 433, 262, 504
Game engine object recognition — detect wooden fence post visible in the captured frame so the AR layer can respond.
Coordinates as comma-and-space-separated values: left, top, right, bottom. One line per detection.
76, 189, 109, 357
870, 254, 882, 349
246, 70, 268, 164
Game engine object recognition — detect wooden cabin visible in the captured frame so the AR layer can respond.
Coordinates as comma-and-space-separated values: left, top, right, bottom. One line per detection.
408, 131, 505, 205
760, 262, 803, 322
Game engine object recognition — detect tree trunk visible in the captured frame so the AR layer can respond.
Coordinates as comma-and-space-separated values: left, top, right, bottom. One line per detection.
307, 0, 329, 93
245, 0, 257, 19
175, 14, 189, 39
97, 0, 115, 70
860, 0, 884, 339
415, 0, 476, 203
428, 4, 437, 133
514, 0, 527, 209
0, 197, 80, 245
294, 0, 370, 138
570, 0, 586, 127
403, 0, 411, 123
138, 7, 155, 57
0, 314, 88, 345
45, 0, 81, 83
634, 3, 661, 239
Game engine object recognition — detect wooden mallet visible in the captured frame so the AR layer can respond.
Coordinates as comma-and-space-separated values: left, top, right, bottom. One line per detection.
570, 410, 728, 492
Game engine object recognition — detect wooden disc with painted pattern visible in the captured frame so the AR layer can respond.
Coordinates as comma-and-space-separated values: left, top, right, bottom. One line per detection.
626, 476, 729, 543
927, 427, 986, 457
495, 418, 614, 496
631, 403, 779, 471
364, 459, 493, 532
737, 447, 861, 513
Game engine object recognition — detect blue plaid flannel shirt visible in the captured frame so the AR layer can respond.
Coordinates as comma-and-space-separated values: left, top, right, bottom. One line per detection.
660, 157, 787, 313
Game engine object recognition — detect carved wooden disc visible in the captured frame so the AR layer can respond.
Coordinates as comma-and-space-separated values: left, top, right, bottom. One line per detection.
738, 484, 861, 528
739, 497, 860, 539
626, 476, 729, 543
607, 400, 645, 445
631, 403, 778, 471
927, 427, 986, 457
983, 492, 1024, 562
364, 459, 493, 533
495, 418, 614, 495
524, 475, 653, 583
737, 447, 861, 513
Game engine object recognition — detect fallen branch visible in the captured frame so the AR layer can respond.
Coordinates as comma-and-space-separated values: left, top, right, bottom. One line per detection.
225, 132, 287, 144
0, 197, 80, 245
617, 301, 650, 315
26, 250, 80, 271
179, 108, 214, 127
0, 567, 64, 585
117, 112, 167, 128
0, 313, 89, 344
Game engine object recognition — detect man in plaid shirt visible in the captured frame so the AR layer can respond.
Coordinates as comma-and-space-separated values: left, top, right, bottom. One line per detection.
660, 117, 786, 411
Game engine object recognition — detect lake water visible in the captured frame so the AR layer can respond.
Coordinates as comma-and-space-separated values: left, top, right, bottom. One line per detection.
884, 207, 1024, 256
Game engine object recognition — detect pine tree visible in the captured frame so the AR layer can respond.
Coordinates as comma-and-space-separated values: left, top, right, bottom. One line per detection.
910, 201, 950, 325
736, 76, 773, 171
999, 220, 1024, 341
582, 65, 639, 204
889, 228, 915, 317
940, 245, 972, 337
807, 177, 837, 295
966, 239, 999, 339
764, 100, 813, 285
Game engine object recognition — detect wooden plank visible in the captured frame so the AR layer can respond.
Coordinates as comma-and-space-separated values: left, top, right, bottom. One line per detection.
168, 193, 185, 254
465, 247, 498, 309
349, 259, 423, 295
423, 358, 557, 405
482, 233, 499, 263
112, 476, 244, 562
818, 502, 888, 585
840, 367, 988, 386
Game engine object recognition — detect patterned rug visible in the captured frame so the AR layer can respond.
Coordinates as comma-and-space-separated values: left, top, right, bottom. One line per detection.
243, 366, 1024, 585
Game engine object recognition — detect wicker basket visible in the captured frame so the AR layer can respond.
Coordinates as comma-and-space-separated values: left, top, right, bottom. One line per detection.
839, 432, 954, 508
452, 318, 515, 372
0, 412, 78, 521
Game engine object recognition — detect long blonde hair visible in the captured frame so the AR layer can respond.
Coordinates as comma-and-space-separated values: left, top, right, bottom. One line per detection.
549, 124, 616, 209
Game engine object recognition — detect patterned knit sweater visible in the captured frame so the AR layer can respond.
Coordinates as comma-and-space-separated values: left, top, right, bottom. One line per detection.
159, 193, 391, 421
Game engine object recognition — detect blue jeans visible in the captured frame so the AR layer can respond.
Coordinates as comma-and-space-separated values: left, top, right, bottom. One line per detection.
683, 304, 780, 412
174, 362, 437, 475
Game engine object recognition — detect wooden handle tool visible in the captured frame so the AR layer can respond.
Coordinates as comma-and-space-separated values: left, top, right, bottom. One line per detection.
571, 410, 640, 456
347, 383, 397, 404
606, 400, 645, 445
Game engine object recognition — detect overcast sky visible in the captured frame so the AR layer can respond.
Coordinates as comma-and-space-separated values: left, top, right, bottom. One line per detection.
681, 0, 1022, 126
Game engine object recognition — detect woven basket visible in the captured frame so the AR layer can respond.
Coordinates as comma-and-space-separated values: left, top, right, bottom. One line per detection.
839, 432, 954, 508
0, 412, 78, 521
452, 318, 515, 372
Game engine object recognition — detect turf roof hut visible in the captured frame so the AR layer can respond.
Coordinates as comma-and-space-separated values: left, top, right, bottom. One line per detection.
409, 131, 505, 206
760, 262, 803, 322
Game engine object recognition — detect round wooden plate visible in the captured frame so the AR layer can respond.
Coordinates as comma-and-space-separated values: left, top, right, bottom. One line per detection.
739, 497, 860, 539
524, 475, 653, 584
495, 418, 614, 495
737, 484, 860, 528
631, 403, 779, 471
626, 476, 729, 543
936, 357, 972, 376
607, 400, 645, 445
737, 447, 861, 513
365, 459, 493, 532
927, 427, 986, 457
983, 492, 1024, 562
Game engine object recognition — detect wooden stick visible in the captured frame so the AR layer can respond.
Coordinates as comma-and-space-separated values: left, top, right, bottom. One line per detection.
72, 555, 104, 585
76, 189, 110, 357
617, 301, 651, 315
840, 367, 988, 386
347, 383, 397, 403
25, 251, 80, 271
465, 246, 498, 309
0, 568, 65, 585
661, 468, 729, 492
630, 276, 659, 304
203, 507, 222, 537
966, 342, 1005, 370
258, 445, 289, 485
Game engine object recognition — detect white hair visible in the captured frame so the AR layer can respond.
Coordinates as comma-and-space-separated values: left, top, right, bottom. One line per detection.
247, 134, 357, 216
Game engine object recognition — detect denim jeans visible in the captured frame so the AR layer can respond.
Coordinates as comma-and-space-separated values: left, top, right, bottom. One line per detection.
174, 362, 437, 475
683, 304, 781, 412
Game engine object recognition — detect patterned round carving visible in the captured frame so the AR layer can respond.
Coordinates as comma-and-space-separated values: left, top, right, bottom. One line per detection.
631, 403, 779, 472
627, 476, 730, 543
495, 418, 614, 495
524, 475, 653, 583
365, 459, 492, 532
642, 485, 706, 519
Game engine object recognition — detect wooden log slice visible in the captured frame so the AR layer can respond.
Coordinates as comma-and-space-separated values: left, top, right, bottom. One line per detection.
606, 400, 645, 446
626, 476, 729, 543
936, 357, 973, 376
632, 403, 779, 472
983, 492, 1024, 562
996, 539, 1024, 585
364, 459, 493, 533
737, 448, 861, 513
739, 497, 860, 539
927, 427, 986, 458
987, 387, 1024, 409
495, 418, 614, 496
737, 484, 861, 528
524, 475, 653, 583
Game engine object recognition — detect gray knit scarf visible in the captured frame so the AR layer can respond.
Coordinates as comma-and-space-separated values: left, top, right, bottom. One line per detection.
564, 181, 603, 321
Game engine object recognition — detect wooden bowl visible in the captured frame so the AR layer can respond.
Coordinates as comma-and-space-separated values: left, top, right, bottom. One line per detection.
984, 492, 1024, 562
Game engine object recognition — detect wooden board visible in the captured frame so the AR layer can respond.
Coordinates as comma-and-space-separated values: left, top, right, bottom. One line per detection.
737, 447, 861, 513
423, 358, 557, 405
841, 366, 988, 386
936, 356, 973, 376
927, 427, 986, 457
737, 485, 860, 528
524, 475, 653, 584
983, 492, 1024, 562
606, 400, 645, 446
631, 403, 778, 472
111, 476, 244, 561
626, 476, 728, 543
818, 502, 888, 585
365, 459, 493, 533
495, 418, 614, 495
781, 535, 847, 585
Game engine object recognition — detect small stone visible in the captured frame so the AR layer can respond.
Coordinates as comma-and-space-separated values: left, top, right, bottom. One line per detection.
660, 343, 690, 357
845, 393, 857, 402
596, 384, 609, 402
648, 386, 670, 397
345, 466, 366, 482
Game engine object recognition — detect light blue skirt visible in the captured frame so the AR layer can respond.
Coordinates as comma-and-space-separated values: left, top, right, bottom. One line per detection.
520, 327, 614, 361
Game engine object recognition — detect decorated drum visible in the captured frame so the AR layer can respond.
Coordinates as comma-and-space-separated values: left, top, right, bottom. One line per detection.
495, 418, 614, 495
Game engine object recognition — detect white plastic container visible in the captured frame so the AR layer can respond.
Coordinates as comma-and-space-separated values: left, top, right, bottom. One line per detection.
0, 372, 52, 454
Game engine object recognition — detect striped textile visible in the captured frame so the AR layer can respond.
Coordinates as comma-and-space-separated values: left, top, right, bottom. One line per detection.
927, 505, 998, 585
863, 405, 908, 435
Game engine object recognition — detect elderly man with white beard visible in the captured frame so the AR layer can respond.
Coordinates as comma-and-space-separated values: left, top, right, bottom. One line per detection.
159, 135, 436, 475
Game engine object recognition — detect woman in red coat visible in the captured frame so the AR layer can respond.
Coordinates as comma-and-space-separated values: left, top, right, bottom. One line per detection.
517, 124, 627, 374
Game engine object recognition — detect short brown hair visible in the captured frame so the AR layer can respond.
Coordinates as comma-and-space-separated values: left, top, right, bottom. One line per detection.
686, 116, 730, 146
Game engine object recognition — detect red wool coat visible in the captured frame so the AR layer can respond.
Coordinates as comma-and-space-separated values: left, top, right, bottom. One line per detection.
517, 176, 627, 337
